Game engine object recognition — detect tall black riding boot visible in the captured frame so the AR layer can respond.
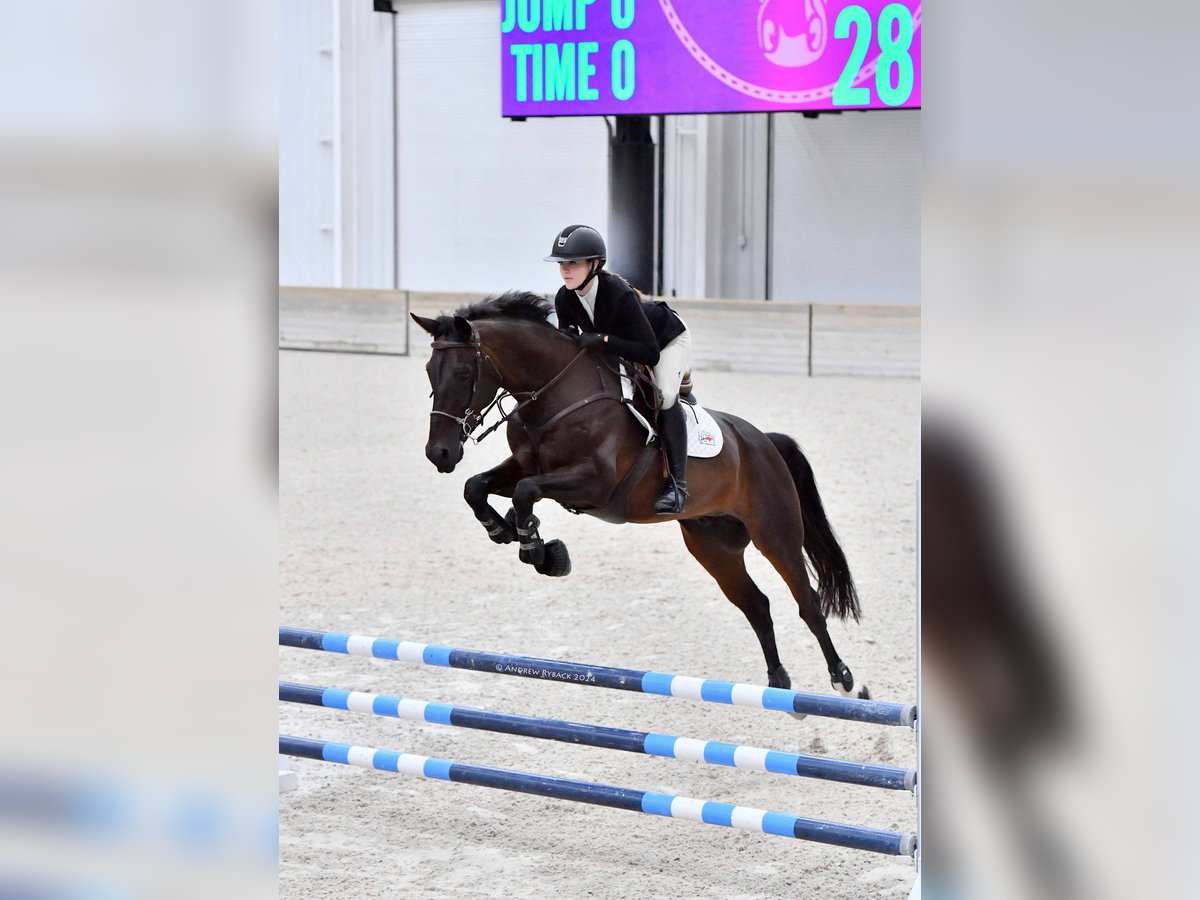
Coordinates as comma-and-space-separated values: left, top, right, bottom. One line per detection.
654, 402, 689, 515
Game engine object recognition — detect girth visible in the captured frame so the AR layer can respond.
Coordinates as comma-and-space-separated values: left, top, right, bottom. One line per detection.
565, 441, 662, 524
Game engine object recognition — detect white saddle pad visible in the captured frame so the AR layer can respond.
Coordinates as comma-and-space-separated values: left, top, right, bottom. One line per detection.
680, 400, 724, 458
619, 366, 725, 458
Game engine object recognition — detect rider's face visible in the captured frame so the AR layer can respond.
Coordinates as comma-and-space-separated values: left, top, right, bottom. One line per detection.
559, 259, 593, 291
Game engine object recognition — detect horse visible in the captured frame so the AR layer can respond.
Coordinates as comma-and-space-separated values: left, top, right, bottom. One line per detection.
411, 292, 869, 698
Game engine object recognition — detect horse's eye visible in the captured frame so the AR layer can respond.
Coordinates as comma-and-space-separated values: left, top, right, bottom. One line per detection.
455, 367, 472, 381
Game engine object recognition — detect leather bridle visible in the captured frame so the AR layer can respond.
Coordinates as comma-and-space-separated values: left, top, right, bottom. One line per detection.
428, 322, 594, 446
429, 323, 505, 441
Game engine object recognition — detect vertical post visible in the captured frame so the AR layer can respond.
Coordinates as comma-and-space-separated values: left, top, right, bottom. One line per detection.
391, 3, 400, 295
608, 115, 656, 293
807, 303, 814, 377
655, 115, 666, 297
279, 756, 298, 793
765, 113, 774, 301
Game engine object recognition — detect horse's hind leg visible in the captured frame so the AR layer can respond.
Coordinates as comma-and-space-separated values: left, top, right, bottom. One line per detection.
679, 517, 791, 690
804, 584, 869, 699
745, 517, 870, 700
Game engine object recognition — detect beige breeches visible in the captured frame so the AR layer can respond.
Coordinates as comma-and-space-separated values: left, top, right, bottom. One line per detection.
654, 323, 692, 409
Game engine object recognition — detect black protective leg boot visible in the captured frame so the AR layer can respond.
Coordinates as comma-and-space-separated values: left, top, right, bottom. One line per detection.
654, 402, 689, 514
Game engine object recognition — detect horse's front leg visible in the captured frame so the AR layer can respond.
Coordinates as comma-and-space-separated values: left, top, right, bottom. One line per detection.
463, 456, 529, 545
510, 461, 604, 577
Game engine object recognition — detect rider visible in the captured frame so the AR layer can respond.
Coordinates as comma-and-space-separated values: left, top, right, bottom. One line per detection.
545, 224, 693, 514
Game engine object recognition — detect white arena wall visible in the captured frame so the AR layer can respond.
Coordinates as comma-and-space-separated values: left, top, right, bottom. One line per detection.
279, 1, 920, 310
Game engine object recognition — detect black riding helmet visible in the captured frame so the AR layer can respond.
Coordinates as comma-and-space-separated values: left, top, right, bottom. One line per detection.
544, 224, 606, 262
545, 224, 606, 294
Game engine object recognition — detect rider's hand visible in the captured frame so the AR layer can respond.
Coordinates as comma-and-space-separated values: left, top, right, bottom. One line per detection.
579, 332, 606, 351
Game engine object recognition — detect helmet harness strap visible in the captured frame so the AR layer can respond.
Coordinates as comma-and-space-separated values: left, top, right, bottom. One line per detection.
577, 258, 602, 294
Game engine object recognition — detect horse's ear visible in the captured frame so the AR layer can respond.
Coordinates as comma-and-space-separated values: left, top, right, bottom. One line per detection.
452, 315, 473, 339
411, 313, 439, 335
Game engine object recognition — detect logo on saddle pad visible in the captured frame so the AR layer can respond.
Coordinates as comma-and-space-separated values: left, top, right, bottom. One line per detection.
699, 430, 717, 446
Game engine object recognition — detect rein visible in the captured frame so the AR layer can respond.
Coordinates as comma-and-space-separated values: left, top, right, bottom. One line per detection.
475, 347, 595, 445
597, 355, 663, 412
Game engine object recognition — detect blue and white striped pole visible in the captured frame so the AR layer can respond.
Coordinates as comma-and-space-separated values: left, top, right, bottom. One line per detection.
280, 681, 916, 791
279, 627, 917, 727
279, 735, 917, 857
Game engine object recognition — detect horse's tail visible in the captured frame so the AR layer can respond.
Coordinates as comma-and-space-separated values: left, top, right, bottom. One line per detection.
766, 433, 861, 622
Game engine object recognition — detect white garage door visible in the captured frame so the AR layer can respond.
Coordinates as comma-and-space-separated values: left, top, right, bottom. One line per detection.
770, 111, 920, 305
396, 0, 610, 294
280, 0, 337, 287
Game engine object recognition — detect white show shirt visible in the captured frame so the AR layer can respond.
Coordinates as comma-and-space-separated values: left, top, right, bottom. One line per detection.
575, 277, 599, 326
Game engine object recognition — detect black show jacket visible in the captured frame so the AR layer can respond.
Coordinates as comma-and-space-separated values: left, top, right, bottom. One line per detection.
554, 271, 686, 366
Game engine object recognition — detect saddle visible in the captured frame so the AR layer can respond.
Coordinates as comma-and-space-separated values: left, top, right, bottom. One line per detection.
574, 364, 718, 523
622, 360, 663, 426
613, 363, 720, 456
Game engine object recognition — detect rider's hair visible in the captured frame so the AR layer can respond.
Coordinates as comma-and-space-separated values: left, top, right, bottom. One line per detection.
604, 268, 646, 300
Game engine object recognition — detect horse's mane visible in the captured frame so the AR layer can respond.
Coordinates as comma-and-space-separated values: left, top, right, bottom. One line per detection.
427, 291, 554, 339
457, 290, 553, 323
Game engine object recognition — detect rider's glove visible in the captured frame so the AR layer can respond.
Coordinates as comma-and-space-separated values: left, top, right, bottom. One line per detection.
579, 332, 606, 351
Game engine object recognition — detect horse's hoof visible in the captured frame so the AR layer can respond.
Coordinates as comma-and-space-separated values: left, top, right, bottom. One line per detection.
534, 539, 571, 577
767, 665, 791, 690
769, 668, 808, 720
831, 662, 857, 696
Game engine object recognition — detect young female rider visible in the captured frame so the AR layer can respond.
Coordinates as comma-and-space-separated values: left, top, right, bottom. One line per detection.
545, 224, 693, 514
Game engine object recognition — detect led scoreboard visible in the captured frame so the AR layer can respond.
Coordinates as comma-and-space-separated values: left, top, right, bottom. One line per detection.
501, 1, 921, 116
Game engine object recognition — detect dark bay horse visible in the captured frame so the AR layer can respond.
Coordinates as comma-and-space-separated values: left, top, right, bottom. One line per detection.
412, 292, 869, 699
